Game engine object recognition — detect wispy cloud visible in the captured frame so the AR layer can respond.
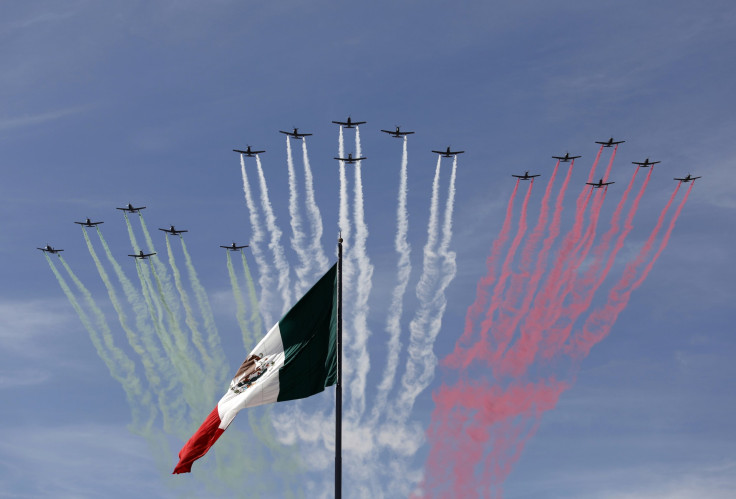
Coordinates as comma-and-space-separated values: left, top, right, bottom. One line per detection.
0, 423, 176, 499
0, 369, 51, 389
0, 107, 88, 132
0, 299, 75, 353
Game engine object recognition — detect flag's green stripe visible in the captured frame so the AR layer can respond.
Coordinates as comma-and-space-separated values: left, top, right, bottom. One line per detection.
276, 264, 338, 402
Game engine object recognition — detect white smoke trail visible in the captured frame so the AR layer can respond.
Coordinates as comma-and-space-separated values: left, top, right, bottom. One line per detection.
240, 154, 275, 327
286, 136, 311, 297
391, 155, 443, 424
301, 138, 330, 275
255, 155, 292, 314
382, 157, 457, 499
347, 126, 374, 422
338, 126, 352, 286
371, 136, 412, 423
337, 126, 354, 388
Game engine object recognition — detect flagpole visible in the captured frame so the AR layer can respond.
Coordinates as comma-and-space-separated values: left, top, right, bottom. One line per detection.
336, 234, 343, 499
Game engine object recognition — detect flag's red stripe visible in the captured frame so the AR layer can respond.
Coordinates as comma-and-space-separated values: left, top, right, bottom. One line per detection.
172, 406, 225, 474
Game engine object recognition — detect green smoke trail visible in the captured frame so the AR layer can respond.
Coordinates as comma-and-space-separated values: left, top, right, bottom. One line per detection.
97, 227, 178, 435
124, 212, 141, 251
248, 408, 303, 476
167, 236, 214, 396
166, 237, 214, 384
147, 257, 208, 414
135, 258, 188, 436
237, 251, 304, 485
180, 238, 228, 387
227, 250, 252, 349
241, 250, 264, 339
49, 254, 144, 429
139, 214, 181, 320
82, 229, 157, 432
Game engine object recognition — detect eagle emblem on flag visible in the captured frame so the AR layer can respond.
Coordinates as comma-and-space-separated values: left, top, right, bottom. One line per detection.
229, 353, 274, 394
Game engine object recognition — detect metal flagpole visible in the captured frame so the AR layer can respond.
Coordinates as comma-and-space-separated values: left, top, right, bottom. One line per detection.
336, 234, 343, 499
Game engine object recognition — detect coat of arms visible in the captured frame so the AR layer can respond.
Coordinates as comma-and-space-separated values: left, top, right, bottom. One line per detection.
229, 353, 274, 394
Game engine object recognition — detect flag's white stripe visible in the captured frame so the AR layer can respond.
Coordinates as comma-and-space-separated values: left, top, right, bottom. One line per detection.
217, 322, 285, 429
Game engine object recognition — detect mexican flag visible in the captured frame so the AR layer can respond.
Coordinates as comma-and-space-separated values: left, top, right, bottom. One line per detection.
173, 263, 338, 474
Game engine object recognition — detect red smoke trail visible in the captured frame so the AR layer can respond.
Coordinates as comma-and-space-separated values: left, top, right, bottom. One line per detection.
538, 147, 603, 309
500, 166, 640, 376
490, 163, 574, 373
499, 162, 560, 335
487, 163, 561, 366
530, 185, 593, 335
566, 179, 687, 358
423, 378, 568, 498
601, 143, 618, 181
550, 146, 603, 275
428, 158, 692, 497
585, 145, 604, 184
520, 161, 560, 273
538, 166, 655, 360
564, 144, 617, 265
476, 180, 534, 361
445, 180, 520, 367
585, 168, 640, 282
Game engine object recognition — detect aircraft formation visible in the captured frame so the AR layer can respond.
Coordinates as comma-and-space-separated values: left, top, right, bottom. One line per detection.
237, 125, 699, 189
42, 128, 700, 258
40, 205, 251, 260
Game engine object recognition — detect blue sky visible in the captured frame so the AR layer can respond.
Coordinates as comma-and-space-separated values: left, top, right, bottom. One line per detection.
1, 1, 735, 498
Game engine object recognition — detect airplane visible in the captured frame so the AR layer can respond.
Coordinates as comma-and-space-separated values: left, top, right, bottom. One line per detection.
128, 250, 156, 259
37, 245, 63, 253
279, 128, 312, 139
632, 158, 661, 168
595, 137, 625, 147
586, 178, 615, 188
117, 203, 146, 213
512, 171, 540, 180
674, 174, 701, 183
334, 153, 366, 164
552, 152, 582, 162
233, 146, 265, 157
381, 126, 415, 138
220, 242, 249, 251
159, 226, 188, 236
332, 116, 366, 128
432, 146, 465, 157
74, 218, 103, 227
